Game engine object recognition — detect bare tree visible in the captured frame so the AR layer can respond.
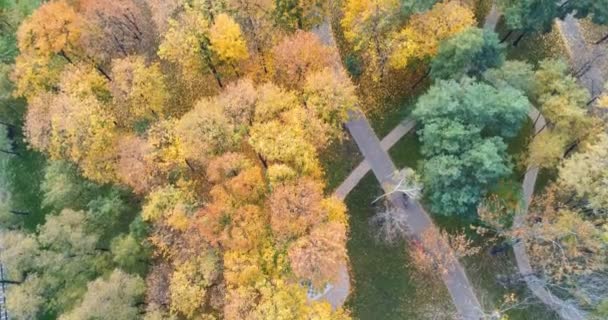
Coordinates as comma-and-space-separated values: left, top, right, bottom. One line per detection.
369, 201, 408, 245
372, 168, 422, 204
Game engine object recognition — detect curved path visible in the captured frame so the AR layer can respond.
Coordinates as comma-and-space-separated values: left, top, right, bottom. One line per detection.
485, 6, 595, 318
514, 109, 586, 320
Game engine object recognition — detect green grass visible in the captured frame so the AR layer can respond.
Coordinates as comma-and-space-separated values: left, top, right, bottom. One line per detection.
344, 173, 454, 319
368, 95, 415, 138
320, 136, 363, 193
495, 18, 569, 64
6, 144, 49, 231
388, 131, 422, 170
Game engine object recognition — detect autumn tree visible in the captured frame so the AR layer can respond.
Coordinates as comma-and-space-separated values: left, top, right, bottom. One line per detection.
341, 0, 399, 81
268, 178, 325, 241
389, 1, 474, 69
59, 270, 146, 320
302, 68, 357, 142
13, 0, 84, 98
77, 0, 157, 64
110, 56, 167, 126
273, 0, 326, 31
498, 0, 558, 45
225, 0, 275, 76
158, 7, 249, 89
528, 59, 598, 168
175, 97, 239, 168
142, 185, 197, 231
271, 30, 337, 89
287, 222, 347, 288
558, 133, 608, 213
169, 252, 220, 318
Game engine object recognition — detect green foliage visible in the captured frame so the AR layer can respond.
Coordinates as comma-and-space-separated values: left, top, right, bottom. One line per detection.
344, 53, 363, 78
498, 0, 558, 33
431, 27, 505, 80
400, 0, 437, 17
41, 160, 100, 210
483, 60, 535, 95
414, 77, 529, 215
59, 269, 145, 320
414, 77, 529, 141
567, 0, 608, 25
111, 233, 150, 275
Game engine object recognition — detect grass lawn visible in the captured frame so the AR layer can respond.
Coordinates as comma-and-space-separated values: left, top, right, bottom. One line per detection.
344, 173, 454, 319
495, 18, 569, 64
320, 135, 363, 193
388, 131, 422, 170
5, 144, 49, 231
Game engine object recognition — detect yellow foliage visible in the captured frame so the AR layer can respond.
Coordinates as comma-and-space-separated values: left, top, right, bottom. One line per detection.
47, 93, 118, 183
169, 254, 218, 317
209, 13, 249, 64
17, 0, 83, 57
111, 56, 168, 126
341, 0, 399, 51
390, 1, 475, 69
322, 197, 348, 225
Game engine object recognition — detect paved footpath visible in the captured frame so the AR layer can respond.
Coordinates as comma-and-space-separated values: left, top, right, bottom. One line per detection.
556, 15, 606, 101
345, 110, 484, 319
513, 108, 586, 320
483, 6, 589, 319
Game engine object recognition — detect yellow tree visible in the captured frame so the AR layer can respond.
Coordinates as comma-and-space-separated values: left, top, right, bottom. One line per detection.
341, 0, 399, 81
158, 8, 248, 89
270, 30, 337, 89
303, 68, 358, 143
390, 1, 475, 69
209, 13, 250, 76
110, 56, 168, 127
46, 93, 118, 183
16, 0, 83, 61
13, 0, 85, 99
225, 0, 275, 76
175, 97, 239, 168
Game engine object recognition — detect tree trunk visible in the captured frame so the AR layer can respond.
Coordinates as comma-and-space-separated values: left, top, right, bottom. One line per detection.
595, 32, 608, 45
500, 30, 514, 43
411, 68, 431, 90
9, 210, 29, 216
201, 40, 223, 89
0, 279, 22, 285
563, 139, 580, 157
512, 32, 527, 47
184, 159, 195, 172
59, 50, 74, 64
256, 153, 268, 169
0, 120, 16, 129
0, 149, 20, 157
96, 65, 113, 82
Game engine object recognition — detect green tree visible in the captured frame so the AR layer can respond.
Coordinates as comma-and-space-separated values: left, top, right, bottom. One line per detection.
414, 78, 529, 215
431, 27, 504, 80
111, 233, 149, 274
59, 269, 145, 320
40, 160, 99, 210
498, 0, 558, 40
